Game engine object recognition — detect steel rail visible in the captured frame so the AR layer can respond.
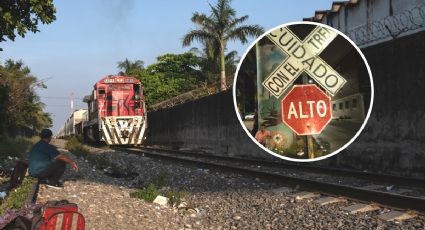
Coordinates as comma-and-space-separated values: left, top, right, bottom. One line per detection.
121, 147, 425, 213
136, 147, 425, 188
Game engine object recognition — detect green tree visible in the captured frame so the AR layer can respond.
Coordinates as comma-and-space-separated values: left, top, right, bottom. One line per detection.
0, 0, 56, 51
117, 58, 144, 75
138, 73, 184, 106
0, 59, 52, 135
146, 52, 203, 90
119, 53, 204, 106
190, 42, 239, 83
182, 0, 264, 91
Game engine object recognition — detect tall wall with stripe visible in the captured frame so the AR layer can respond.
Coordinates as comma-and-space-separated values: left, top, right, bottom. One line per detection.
146, 30, 425, 179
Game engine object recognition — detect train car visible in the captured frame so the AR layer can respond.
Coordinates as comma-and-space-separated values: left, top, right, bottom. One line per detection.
56, 109, 88, 139
83, 75, 147, 145
65, 109, 88, 137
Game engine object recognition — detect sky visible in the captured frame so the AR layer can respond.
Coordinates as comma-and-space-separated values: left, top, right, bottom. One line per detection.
0, 0, 336, 133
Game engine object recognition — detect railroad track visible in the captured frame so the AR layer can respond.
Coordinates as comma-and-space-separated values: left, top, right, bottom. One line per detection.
116, 146, 425, 213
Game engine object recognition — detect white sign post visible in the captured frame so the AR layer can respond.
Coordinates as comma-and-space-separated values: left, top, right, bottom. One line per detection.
262, 26, 347, 98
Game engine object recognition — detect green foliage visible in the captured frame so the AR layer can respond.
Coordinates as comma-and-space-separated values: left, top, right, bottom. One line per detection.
117, 59, 144, 76
190, 42, 239, 83
0, 60, 52, 135
130, 183, 160, 202
0, 177, 35, 215
164, 189, 186, 207
118, 52, 205, 107
130, 183, 186, 207
147, 53, 202, 80
65, 137, 89, 158
64, 138, 119, 171
0, 137, 36, 161
182, 0, 264, 90
0, 0, 56, 50
130, 170, 186, 206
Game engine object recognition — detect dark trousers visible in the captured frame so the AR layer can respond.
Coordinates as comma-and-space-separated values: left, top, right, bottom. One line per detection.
36, 160, 66, 183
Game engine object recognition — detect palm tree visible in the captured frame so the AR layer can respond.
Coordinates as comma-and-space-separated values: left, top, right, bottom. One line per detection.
117, 58, 144, 75
190, 42, 239, 83
183, 0, 264, 91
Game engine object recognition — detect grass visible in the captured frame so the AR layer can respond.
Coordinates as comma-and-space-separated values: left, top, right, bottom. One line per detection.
0, 177, 35, 215
130, 184, 187, 207
130, 183, 159, 202
65, 136, 89, 158
64, 137, 122, 172
0, 136, 39, 161
164, 189, 186, 207
131, 171, 186, 206
64, 138, 186, 206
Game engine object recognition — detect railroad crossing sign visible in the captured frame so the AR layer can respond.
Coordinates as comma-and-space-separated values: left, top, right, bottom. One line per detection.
281, 85, 331, 135
263, 25, 347, 98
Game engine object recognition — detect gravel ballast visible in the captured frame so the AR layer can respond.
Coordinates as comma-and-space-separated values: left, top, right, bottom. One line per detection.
35, 139, 424, 229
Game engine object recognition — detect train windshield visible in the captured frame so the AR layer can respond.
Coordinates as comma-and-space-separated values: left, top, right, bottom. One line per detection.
108, 84, 132, 90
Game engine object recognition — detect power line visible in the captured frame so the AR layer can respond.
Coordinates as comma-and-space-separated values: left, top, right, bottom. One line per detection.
40, 96, 84, 100
47, 105, 86, 107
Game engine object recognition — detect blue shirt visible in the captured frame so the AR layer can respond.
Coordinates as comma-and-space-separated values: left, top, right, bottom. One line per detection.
28, 140, 59, 176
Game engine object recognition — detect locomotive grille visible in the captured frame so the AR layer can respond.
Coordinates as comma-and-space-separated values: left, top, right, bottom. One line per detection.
101, 116, 146, 145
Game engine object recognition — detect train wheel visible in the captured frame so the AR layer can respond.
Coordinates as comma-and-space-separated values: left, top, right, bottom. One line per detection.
83, 127, 89, 143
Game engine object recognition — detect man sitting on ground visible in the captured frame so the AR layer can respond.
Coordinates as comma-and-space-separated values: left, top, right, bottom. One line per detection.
29, 129, 78, 188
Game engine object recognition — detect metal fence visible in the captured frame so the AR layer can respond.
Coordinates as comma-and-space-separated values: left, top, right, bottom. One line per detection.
149, 78, 234, 111
347, 3, 425, 46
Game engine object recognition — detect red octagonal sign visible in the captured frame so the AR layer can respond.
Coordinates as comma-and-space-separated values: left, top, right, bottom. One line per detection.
281, 85, 332, 135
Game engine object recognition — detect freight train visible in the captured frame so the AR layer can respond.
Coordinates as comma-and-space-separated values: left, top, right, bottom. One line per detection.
57, 109, 88, 138
58, 75, 147, 145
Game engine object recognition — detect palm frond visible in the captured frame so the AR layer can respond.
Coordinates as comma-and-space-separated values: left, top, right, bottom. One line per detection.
182, 30, 216, 47
225, 50, 238, 62
226, 25, 264, 43
225, 15, 248, 32
191, 12, 216, 32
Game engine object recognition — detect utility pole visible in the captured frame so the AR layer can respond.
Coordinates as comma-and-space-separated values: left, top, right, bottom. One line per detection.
302, 74, 314, 159
70, 92, 74, 112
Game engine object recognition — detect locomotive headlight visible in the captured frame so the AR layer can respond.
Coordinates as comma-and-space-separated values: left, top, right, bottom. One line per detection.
111, 117, 117, 125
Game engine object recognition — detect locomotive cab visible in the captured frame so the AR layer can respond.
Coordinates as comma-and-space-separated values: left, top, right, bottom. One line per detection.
83, 75, 147, 145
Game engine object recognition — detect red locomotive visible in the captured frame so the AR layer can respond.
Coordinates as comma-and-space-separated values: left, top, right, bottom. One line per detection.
83, 75, 147, 145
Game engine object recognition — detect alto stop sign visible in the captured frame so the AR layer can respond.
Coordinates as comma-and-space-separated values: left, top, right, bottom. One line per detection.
281, 85, 332, 135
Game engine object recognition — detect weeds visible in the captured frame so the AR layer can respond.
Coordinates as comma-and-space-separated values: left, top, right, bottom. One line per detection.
131, 176, 187, 207
164, 189, 186, 207
65, 137, 89, 158
130, 183, 159, 202
0, 177, 35, 215
0, 137, 36, 161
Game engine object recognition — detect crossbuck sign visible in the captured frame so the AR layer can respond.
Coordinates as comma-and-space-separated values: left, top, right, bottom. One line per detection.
263, 26, 347, 98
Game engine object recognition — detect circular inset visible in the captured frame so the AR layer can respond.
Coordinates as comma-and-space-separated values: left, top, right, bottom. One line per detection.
233, 21, 374, 162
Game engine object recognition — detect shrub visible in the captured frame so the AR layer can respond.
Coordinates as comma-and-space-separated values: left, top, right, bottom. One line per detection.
130, 182, 186, 207
0, 177, 35, 215
0, 137, 35, 161
130, 183, 159, 202
164, 189, 186, 207
65, 137, 89, 158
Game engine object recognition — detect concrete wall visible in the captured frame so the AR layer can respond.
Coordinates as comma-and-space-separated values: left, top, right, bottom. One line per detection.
317, 29, 425, 178
146, 91, 267, 158
146, 30, 425, 178
318, 0, 425, 48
